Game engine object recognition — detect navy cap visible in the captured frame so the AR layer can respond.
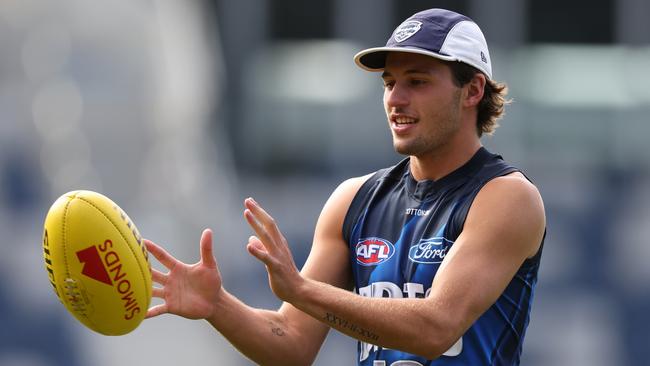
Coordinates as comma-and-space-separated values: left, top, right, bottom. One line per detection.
354, 9, 492, 79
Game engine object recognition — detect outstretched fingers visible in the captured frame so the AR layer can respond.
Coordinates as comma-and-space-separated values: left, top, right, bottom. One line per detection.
144, 239, 177, 270
151, 268, 168, 285
146, 303, 168, 319
152, 287, 164, 298
144, 230, 225, 322
243, 198, 282, 249
145, 239, 172, 320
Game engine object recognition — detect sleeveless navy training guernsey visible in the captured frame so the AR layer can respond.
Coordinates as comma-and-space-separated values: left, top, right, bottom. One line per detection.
343, 147, 543, 366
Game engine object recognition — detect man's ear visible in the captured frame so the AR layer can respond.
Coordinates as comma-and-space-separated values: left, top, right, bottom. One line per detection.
463, 73, 486, 108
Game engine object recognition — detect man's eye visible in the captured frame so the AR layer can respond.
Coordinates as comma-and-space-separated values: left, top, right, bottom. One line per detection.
383, 81, 395, 89
410, 79, 427, 86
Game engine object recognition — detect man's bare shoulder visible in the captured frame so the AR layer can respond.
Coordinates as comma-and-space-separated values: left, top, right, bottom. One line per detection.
305, 173, 377, 289
485, 172, 544, 206
320, 173, 375, 221
336, 173, 375, 196
468, 171, 546, 258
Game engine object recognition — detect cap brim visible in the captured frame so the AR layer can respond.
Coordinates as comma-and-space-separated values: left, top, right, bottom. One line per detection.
353, 46, 458, 72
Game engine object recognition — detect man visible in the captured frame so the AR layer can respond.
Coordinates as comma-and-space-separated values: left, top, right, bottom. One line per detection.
145, 8, 546, 366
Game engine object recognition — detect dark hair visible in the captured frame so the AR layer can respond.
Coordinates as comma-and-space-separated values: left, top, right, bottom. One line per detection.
448, 62, 510, 136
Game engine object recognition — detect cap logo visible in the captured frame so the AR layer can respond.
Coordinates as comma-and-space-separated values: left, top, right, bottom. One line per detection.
393, 20, 422, 43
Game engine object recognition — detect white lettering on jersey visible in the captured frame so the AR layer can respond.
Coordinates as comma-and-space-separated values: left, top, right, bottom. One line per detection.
357, 244, 391, 259
405, 208, 431, 216
358, 281, 462, 362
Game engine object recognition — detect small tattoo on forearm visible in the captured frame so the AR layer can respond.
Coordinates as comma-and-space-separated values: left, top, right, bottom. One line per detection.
323, 312, 379, 341
269, 321, 285, 337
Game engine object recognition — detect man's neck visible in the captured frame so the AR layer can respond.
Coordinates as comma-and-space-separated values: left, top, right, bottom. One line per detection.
409, 138, 482, 181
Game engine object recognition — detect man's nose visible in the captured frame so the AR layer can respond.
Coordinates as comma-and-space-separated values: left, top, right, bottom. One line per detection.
384, 83, 409, 108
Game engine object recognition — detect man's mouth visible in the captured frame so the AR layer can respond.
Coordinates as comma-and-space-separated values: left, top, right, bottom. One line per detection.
394, 116, 417, 125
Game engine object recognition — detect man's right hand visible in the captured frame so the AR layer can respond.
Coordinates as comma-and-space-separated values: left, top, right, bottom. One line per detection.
144, 229, 223, 320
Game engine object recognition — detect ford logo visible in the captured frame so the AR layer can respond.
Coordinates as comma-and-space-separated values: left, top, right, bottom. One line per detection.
408, 237, 453, 264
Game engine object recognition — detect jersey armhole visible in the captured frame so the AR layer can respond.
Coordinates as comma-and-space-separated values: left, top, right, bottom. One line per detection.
455, 167, 544, 267
454, 166, 521, 231
341, 170, 385, 244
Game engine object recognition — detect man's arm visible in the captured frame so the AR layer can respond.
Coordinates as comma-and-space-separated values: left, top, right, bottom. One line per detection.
145, 175, 369, 366
245, 172, 546, 359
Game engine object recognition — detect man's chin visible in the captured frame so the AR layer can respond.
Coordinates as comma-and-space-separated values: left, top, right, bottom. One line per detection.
393, 140, 439, 158
393, 144, 417, 157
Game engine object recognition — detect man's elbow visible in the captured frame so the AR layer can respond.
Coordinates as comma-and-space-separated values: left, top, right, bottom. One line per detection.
409, 317, 465, 360
415, 333, 461, 360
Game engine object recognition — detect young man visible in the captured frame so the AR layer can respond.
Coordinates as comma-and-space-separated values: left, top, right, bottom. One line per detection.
145, 8, 546, 366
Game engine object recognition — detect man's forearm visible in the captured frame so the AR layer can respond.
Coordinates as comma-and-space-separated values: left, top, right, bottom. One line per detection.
289, 278, 456, 360
206, 289, 321, 366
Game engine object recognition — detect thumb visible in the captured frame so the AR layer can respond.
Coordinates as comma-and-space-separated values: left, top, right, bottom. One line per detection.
199, 228, 218, 268
247, 236, 271, 265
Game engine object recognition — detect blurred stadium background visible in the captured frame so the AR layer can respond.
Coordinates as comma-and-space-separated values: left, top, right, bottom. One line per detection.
1, 0, 649, 365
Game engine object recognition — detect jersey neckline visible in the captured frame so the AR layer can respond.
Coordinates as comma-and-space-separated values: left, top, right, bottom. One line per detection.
404, 147, 495, 201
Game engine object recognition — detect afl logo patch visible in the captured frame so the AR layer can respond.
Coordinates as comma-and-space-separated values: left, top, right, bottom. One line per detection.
408, 237, 453, 264
393, 20, 422, 43
355, 238, 395, 266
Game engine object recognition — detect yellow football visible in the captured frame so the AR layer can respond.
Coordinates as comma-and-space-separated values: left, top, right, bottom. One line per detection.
42, 190, 152, 335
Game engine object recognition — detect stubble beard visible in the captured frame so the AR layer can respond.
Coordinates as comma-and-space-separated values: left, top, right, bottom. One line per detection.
392, 90, 463, 157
